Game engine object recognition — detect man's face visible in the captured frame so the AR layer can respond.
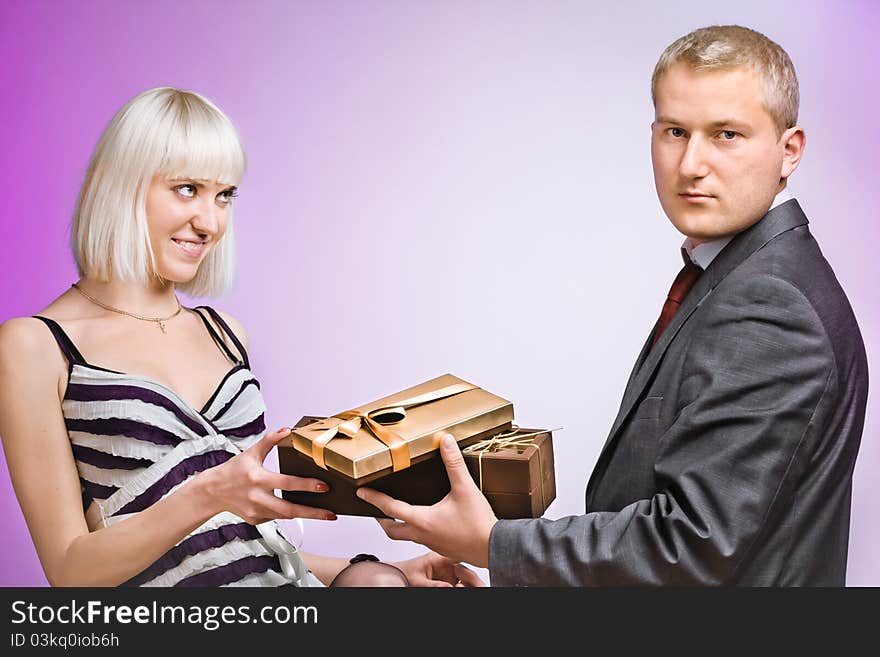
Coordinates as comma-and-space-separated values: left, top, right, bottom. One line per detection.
651, 63, 796, 244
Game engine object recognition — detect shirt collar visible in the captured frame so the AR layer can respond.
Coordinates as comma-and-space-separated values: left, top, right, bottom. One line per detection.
769, 186, 793, 210
682, 187, 795, 270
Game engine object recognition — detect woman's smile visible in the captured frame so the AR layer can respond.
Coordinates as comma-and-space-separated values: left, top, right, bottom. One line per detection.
171, 237, 208, 259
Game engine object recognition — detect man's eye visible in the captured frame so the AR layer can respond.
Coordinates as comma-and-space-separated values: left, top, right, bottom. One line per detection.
174, 184, 196, 198
720, 130, 738, 140
668, 127, 685, 138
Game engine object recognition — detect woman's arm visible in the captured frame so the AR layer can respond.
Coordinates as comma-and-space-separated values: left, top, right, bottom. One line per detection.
299, 552, 351, 585
0, 318, 332, 587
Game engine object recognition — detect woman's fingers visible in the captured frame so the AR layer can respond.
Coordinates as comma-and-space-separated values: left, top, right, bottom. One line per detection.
257, 491, 336, 521
232, 427, 339, 522
264, 471, 328, 493
250, 427, 293, 462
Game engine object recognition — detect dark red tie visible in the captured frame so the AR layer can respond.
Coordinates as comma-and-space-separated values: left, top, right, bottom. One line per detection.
651, 257, 702, 348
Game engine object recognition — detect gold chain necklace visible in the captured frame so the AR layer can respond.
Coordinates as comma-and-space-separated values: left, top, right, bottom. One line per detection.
71, 283, 182, 334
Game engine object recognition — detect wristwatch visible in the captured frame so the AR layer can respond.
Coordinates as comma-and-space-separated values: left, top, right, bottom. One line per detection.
349, 553, 379, 564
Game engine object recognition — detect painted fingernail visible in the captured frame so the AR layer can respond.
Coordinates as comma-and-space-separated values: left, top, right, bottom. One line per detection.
278, 427, 291, 435
324, 513, 337, 521
315, 483, 329, 492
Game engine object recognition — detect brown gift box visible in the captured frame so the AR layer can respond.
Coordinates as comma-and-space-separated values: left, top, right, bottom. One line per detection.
277, 374, 514, 517
462, 428, 556, 519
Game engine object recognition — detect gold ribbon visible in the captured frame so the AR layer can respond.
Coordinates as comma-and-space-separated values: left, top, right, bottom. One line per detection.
462, 425, 562, 510
301, 382, 477, 472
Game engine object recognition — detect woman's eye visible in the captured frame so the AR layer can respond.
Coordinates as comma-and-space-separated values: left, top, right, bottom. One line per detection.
175, 184, 196, 198
217, 188, 238, 205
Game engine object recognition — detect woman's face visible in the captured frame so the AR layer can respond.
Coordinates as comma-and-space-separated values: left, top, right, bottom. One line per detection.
145, 174, 237, 283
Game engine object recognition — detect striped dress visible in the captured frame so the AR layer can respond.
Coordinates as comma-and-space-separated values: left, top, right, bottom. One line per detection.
35, 307, 315, 587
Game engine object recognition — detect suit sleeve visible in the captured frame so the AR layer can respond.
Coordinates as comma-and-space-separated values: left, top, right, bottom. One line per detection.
488, 273, 835, 585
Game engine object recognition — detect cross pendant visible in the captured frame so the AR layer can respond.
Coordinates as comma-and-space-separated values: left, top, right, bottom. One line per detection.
157, 320, 167, 334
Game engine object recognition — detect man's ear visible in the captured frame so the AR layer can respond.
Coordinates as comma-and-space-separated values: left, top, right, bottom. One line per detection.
780, 126, 806, 181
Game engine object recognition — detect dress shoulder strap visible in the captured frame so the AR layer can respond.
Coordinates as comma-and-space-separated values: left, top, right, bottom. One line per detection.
32, 316, 87, 372
194, 306, 250, 369
191, 308, 239, 365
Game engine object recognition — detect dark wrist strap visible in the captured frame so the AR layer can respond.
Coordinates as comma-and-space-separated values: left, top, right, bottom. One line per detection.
349, 553, 379, 564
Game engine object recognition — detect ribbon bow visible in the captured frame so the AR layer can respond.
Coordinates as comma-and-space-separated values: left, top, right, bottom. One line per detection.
302, 381, 477, 472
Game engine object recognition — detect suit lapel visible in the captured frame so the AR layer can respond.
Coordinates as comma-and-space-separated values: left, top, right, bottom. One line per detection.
586, 200, 809, 506
626, 327, 656, 393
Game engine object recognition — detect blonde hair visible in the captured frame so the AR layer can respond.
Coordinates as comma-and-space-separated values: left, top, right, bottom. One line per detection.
71, 87, 246, 297
651, 25, 799, 138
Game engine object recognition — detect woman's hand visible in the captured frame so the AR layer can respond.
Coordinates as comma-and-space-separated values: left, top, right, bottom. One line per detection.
195, 427, 337, 525
393, 551, 487, 587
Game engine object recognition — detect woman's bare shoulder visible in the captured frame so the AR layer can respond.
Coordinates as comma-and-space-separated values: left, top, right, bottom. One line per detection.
0, 316, 53, 352
9, 286, 91, 326
0, 317, 66, 396
0, 289, 86, 373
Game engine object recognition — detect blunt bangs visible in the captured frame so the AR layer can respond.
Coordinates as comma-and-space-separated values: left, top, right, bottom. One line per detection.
157, 92, 246, 187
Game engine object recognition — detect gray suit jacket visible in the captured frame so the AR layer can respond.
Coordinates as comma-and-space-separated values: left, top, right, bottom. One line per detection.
489, 200, 869, 585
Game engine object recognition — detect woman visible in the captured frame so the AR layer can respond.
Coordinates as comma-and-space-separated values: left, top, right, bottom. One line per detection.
0, 87, 480, 587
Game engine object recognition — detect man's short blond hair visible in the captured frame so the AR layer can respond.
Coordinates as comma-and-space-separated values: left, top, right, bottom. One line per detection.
71, 87, 246, 298
651, 25, 799, 138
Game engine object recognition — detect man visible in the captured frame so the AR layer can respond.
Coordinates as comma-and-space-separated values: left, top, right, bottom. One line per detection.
358, 25, 869, 585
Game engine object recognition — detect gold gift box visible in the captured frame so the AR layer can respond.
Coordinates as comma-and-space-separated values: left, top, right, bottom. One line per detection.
287, 373, 514, 481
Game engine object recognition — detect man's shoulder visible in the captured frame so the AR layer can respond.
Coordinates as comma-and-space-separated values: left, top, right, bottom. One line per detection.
717, 218, 839, 302
706, 222, 865, 373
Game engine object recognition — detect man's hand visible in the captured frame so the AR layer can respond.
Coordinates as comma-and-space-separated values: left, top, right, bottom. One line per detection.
393, 551, 487, 587
357, 434, 498, 567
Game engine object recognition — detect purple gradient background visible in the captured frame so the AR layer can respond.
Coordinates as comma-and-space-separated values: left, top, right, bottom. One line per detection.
1, 0, 877, 586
